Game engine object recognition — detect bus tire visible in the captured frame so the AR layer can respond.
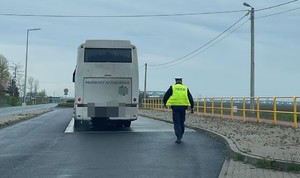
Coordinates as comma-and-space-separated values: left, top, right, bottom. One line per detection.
116, 122, 123, 128
74, 119, 81, 128
74, 119, 89, 130
124, 121, 131, 127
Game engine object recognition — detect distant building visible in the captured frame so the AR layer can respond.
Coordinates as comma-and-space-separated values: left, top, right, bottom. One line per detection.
139, 91, 165, 98
47, 96, 61, 103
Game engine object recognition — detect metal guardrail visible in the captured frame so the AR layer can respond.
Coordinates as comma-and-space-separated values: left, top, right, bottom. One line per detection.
141, 96, 299, 128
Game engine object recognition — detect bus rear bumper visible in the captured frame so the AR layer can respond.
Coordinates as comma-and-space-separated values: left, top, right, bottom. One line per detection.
87, 103, 138, 118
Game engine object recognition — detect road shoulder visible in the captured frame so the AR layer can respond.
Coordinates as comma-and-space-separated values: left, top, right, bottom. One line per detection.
0, 109, 53, 129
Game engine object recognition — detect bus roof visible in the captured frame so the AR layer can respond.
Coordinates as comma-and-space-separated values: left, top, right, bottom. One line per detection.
83, 40, 132, 48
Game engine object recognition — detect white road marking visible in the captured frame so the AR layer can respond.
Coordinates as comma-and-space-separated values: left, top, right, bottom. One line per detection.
65, 118, 195, 133
64, 118, 75, 133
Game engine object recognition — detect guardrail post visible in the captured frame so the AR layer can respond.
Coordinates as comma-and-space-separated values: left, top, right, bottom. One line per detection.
273, 97, 277, 126
242, 97, 246, 122
204, 97, 207, 116
294, 96, 297, 128
151, 99, 153, 109
196, 97, 199, 114
153, 99, 155, 109
256, 97, 260, 123
230, 97, 234, 120
212, 97, 214, 118
147, 98, 149, 108
144, 98, 147, 108
159, 98, 161, 109
220, 97, 223, 119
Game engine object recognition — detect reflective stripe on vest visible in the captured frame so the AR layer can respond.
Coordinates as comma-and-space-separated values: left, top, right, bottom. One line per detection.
166, 84, 190, 106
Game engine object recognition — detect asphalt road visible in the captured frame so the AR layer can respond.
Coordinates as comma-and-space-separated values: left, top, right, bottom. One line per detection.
0, 108, 226, 178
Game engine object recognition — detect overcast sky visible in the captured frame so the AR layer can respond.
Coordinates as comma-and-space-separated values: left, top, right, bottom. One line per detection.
0, 0, 299, 98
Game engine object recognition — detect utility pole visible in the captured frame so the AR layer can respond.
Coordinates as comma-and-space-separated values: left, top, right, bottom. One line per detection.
143, 63, 147, 106
243, 2, 255, 111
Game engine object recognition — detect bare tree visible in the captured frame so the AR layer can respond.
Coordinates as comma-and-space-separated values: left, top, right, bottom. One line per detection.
27, 76, 34, 101
34, 79, 39, 92
36, 89, 47, 104
9, 63, 23, 98
26, 77, 40, 104
0, 54, 10, 92
33, 79, 39, 101
17, 78, 25, 100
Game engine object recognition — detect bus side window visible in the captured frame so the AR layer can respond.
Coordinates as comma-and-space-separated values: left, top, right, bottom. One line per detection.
73, 69, 76, 82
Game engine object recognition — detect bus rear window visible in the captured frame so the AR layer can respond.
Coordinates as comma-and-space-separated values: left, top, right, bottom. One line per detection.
84, 48, 132, 63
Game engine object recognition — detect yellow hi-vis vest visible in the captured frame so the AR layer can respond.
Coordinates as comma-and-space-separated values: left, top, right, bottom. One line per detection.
166, 84, 191, 106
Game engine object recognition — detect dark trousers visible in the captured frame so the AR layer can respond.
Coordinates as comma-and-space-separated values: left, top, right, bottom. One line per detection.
171, 106, 187, 140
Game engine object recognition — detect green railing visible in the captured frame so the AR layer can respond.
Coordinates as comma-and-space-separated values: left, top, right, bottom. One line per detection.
141, 96, 299, 128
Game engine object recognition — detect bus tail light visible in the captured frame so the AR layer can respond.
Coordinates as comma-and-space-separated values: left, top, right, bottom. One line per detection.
77, 97, 83, 103
132, 97, 137, 103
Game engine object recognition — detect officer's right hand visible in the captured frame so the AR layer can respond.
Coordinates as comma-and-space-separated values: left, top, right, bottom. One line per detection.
190, 108, 194, 114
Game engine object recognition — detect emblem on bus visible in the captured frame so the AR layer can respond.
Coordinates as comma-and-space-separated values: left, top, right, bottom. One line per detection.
119, 86, 128, 96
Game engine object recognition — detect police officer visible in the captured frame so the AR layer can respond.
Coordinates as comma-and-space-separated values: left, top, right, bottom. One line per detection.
163, 77, 194, 144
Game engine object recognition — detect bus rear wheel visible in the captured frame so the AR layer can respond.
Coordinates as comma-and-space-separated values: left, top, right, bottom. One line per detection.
123, 121, 131, 127
74, 119, 89, 130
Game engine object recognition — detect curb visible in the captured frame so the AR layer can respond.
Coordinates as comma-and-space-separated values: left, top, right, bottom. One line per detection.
139, 113, 300, 172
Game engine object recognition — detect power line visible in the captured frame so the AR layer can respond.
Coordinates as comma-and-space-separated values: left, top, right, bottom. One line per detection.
148, 0, 300, 69
0, 0, 297, 18
256, 6, 300, 19
149, 11, 250, 67
0, 10, 247, 18
2, 1, 297, 72
256, 0, 299, 12
195, 5, 300, 57
149, 18, 250, 70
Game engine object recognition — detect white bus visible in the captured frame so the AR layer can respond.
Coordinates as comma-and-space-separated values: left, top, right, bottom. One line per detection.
73, 40, 139, 128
